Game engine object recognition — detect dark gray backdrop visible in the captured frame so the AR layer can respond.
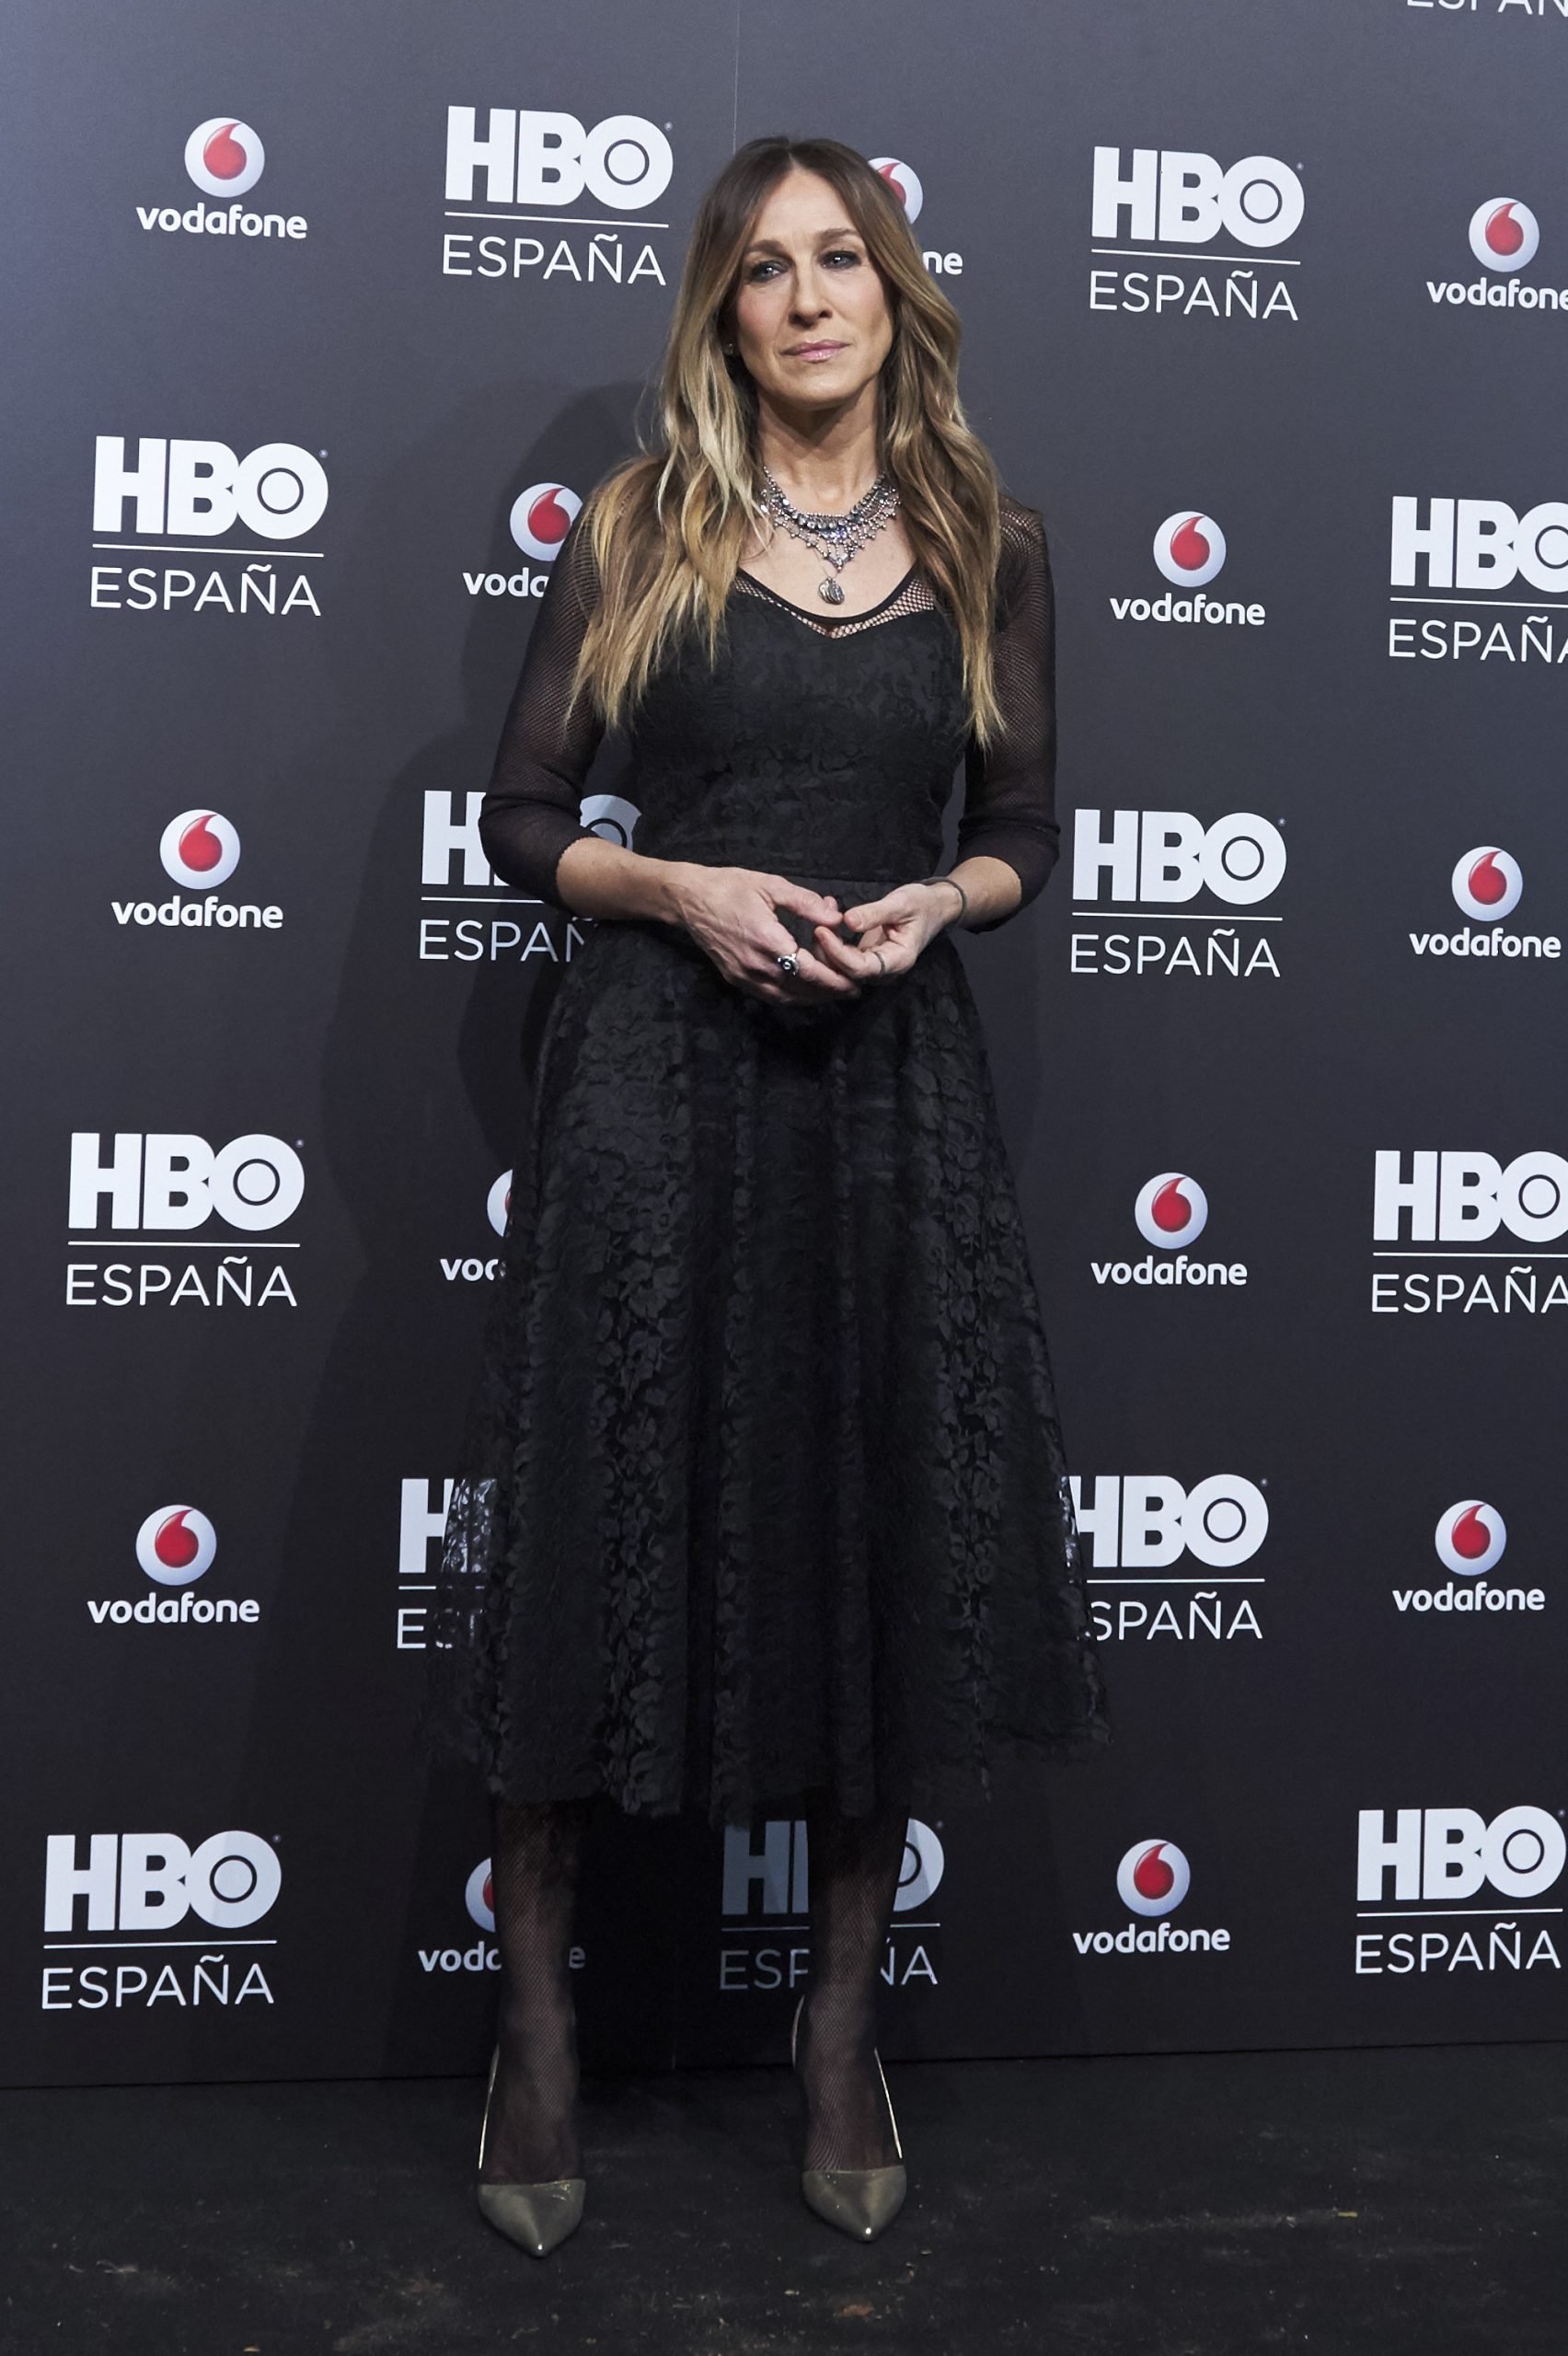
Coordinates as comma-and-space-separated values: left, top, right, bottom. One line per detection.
5, 0, 1565, 2087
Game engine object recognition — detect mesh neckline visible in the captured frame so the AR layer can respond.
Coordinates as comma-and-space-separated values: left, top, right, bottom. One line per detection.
733, 564, 937, 637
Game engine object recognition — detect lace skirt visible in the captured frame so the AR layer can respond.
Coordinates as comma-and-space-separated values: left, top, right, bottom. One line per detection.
423, 882, 1110, 1825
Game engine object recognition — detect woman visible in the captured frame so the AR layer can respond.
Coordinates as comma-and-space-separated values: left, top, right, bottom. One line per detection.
427, 133, 1110, 2257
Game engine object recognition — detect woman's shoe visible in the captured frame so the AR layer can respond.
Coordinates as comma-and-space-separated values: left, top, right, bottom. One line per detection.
475, 2047, 586, 2258
790, 1994, 907, 2242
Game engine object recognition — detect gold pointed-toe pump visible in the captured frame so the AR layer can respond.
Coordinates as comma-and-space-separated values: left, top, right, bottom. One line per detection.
790, 1994, 907, 2242
475, 2047, 586, 2258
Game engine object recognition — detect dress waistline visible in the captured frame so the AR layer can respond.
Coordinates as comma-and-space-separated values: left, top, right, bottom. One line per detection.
640, 848, 915, 890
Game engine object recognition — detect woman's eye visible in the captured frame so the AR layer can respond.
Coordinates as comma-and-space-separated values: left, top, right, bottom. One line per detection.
743, 248, 860, 282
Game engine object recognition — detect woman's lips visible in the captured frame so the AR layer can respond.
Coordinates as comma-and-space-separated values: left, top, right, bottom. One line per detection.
787, 341, 847, 360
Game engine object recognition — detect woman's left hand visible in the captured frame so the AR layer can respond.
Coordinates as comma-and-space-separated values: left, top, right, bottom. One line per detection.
810, 879, 962, 987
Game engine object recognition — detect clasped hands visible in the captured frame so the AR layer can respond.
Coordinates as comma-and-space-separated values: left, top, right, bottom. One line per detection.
674, 866, 962, 1008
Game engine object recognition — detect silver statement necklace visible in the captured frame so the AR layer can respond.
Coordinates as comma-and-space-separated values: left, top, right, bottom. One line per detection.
757, 465, 901, 605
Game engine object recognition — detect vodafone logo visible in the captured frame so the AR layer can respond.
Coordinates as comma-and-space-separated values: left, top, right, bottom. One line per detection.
1153, 512, 1226, 588
114, 812, 281, 935
89, 1504, 256, 1627
134, 1506, 217, 1588
1072, 1840, 1228, 1958
465, 1859, 495, 1934
185, 119, 265, 199
869, 157, 924, 223
1451, 847, 1523, 922
867, 156, 962, 278
1410, 845, 1555, 964
1435, 1500, 1506, 1577
416, 1864, 503, 1975
464, 484, 582, 599
1111, 512, 1260, 629
1136, 1171, 1207, 1248
1095, 1175, 1245, 1288
439, 1171, 510, 1284
159, 810, 240, 890
418, 1854, 553, 1976
442, 1172, 511, 1282
1116, 1840, 1191, 1917
1428, 201, 1564, 321
1135, 1172, 1207, 1249
510, 483, 581, 561
1470, 199, 1540, 272
138, 119, 304, 245
1393, 1496, 1537, 1617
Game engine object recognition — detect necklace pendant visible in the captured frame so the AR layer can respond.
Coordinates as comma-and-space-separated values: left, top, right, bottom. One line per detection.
819, 576, 846, 606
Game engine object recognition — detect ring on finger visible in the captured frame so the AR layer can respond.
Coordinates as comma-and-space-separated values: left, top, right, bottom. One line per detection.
775, 952, 800, 977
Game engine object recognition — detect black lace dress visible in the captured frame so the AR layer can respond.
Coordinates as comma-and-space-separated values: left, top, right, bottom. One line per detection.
426, 492, 1110, 1825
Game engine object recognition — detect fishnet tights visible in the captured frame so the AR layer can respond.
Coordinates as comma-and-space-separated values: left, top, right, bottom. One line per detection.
480, 1795, 908, 2181
797, 1797, 910, 2173
481, 1798, 587, 2184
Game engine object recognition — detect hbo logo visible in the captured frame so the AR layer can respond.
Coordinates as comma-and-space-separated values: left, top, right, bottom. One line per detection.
1069, 1475, 1269, 1570
1373, 1150, 1568, 1246
1392, 498, 1568, 596
1357, 1807, 1565, 1902
69, 1132, 306, 1233
445, 106, 673, 209
93, 437, 329, 540
1091, 147, 1304, 248
44, 1831, 282, 1931
1073, 810, 1286, 907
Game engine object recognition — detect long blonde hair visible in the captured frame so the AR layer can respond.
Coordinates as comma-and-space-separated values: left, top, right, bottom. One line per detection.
571, 135, 1007, 744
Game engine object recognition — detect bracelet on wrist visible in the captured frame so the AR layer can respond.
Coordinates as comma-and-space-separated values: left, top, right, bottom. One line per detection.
916, 872, 968, 928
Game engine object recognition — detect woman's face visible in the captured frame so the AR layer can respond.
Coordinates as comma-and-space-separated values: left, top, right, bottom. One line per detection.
728, 167, 894, 420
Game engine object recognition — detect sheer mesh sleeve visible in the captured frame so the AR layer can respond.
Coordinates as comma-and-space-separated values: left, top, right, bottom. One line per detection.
478, 512, 608, 907
954, 496, 1060, 933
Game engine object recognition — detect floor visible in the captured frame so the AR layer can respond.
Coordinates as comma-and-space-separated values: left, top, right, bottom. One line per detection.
5, 2044, 1565, 2353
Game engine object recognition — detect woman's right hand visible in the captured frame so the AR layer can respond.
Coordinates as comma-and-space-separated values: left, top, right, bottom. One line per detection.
670, 865, 864, 1006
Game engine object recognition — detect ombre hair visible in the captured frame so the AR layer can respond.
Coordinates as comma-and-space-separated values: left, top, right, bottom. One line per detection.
569, 134, 1009, 744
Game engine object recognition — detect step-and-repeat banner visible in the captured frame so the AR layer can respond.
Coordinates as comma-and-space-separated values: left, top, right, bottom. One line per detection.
5, 0, 1565, 2086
